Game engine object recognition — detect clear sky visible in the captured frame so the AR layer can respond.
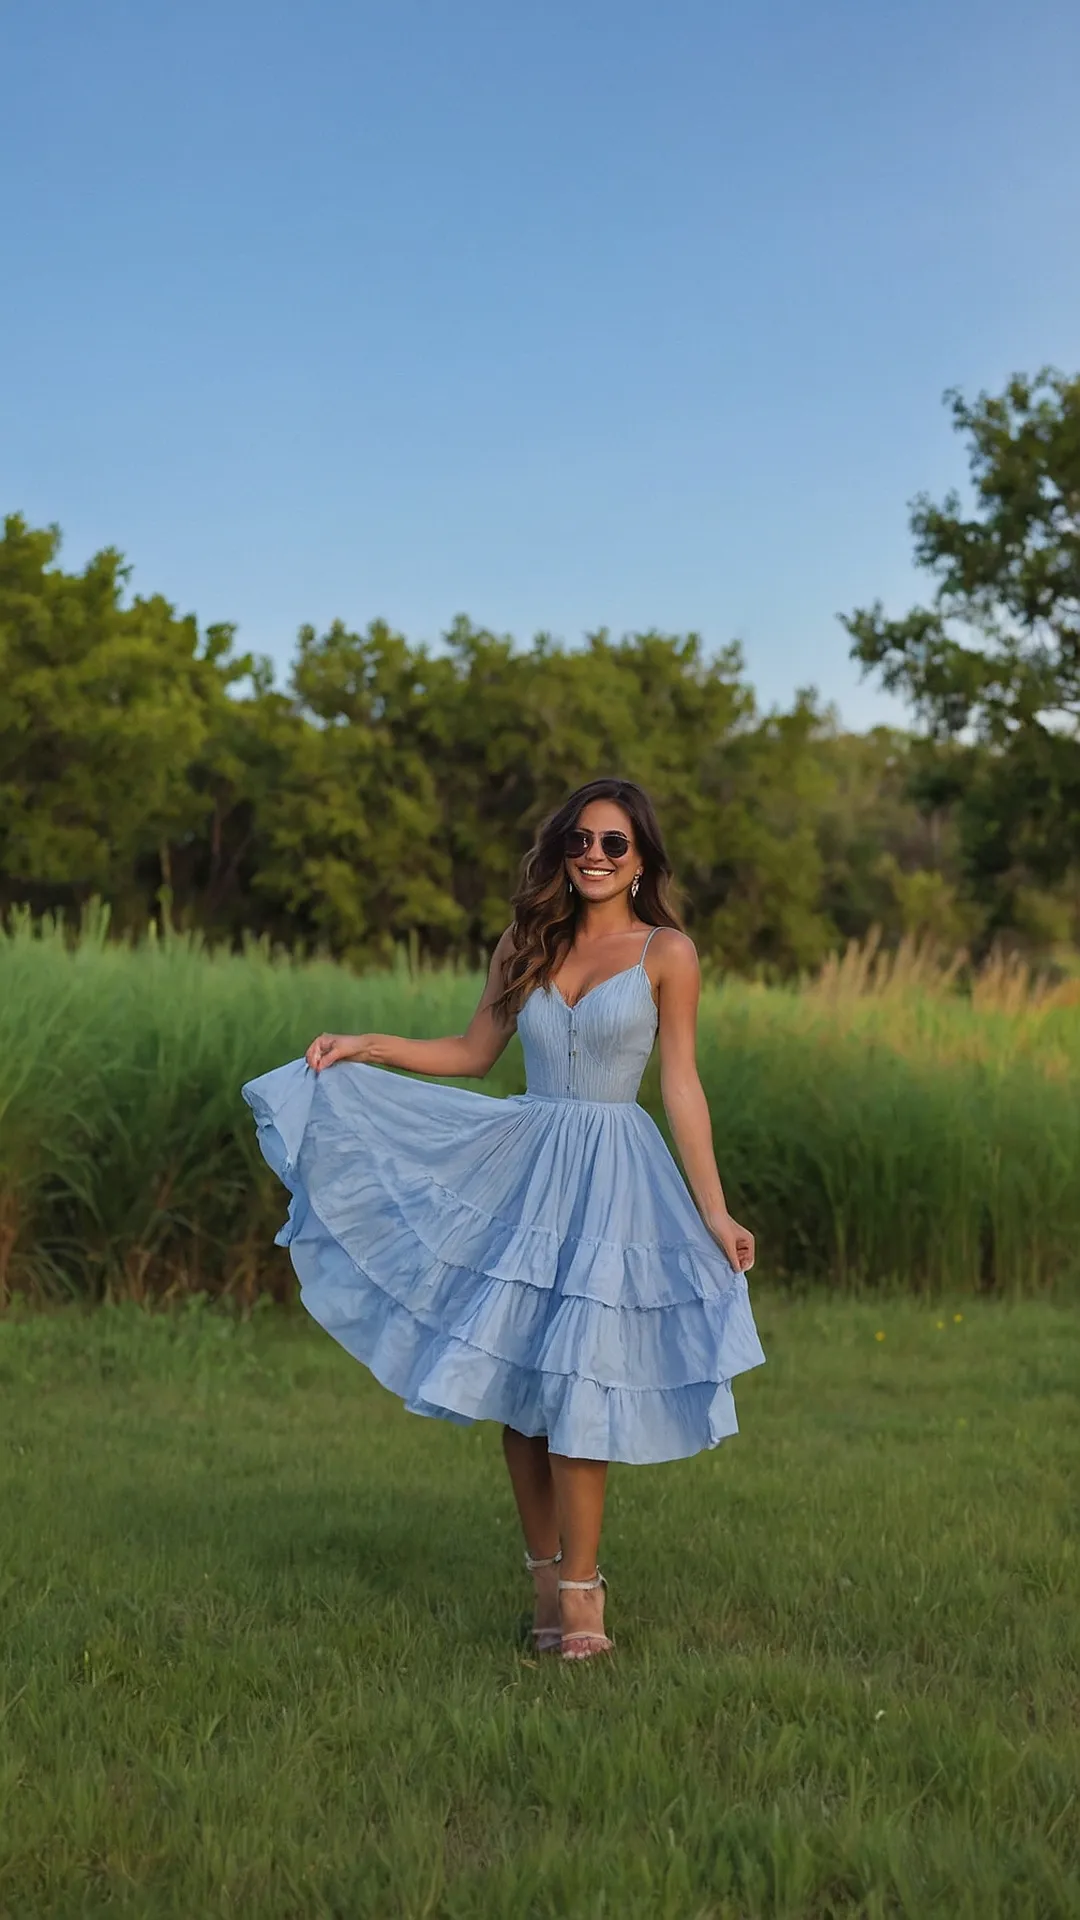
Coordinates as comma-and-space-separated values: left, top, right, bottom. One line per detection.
3, 0, 1078, 728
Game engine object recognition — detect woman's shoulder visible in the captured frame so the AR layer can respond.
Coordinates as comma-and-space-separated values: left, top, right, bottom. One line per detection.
644, 924, 698, 966
641, 925, 698, 985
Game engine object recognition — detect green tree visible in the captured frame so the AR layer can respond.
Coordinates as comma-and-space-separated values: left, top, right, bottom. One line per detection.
250, 619, 464, 958
810, 727, 987, 950
0, 515, 256, 926
843, 370, 1080, 941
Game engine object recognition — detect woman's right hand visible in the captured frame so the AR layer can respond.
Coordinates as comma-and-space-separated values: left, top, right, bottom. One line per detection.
703, 1208, 755, 1275
305, 1033, 377, 1072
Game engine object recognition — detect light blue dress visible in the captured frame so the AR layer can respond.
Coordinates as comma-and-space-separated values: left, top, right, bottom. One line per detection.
241, 931, 765, 1464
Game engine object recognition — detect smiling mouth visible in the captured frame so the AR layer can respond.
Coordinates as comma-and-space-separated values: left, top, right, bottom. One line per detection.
577, 866, 615, 878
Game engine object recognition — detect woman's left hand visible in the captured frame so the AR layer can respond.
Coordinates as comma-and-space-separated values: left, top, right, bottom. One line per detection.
705, 1210, 755, 1274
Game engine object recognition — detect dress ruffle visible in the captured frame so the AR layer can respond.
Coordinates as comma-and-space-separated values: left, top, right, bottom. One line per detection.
242, 1058, 765, 1465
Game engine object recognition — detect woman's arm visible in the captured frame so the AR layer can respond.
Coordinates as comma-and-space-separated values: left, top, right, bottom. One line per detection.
305, 929, 518, 1080
654, 931, 755, 1274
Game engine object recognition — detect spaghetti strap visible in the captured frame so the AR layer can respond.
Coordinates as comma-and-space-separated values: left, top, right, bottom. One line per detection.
638, 925, 662, 968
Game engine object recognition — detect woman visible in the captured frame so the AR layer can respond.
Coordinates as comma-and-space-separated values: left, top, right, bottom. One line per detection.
242, 777, 764, 1661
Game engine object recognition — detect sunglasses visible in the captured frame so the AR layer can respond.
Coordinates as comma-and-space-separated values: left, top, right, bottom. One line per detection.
564, 828, 631, 861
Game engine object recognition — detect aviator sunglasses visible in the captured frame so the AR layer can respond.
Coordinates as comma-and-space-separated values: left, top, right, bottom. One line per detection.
563, 828, 631, 861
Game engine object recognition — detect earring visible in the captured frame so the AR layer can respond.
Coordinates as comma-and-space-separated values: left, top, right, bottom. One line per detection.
631, 872, 641, 899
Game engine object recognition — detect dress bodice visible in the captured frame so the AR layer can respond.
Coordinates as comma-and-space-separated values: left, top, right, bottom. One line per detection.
516, 945, 659, 1104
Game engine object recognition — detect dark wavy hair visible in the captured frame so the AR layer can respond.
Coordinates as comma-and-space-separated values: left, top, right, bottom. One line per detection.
494, 778, 684, 1019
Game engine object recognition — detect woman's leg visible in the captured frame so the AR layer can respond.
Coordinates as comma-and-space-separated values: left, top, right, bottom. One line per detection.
501, 1426, 560, 1635
549, 1453, 610, 1647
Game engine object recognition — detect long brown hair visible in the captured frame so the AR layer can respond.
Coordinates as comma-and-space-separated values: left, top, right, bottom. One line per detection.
494, 778, 684, 1018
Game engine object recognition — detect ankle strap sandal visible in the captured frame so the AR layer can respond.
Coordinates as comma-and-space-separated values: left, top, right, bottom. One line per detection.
557, 1567, 615, 1661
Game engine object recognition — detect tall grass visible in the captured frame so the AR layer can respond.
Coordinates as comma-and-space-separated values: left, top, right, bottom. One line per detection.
2, 909, 1079, 1303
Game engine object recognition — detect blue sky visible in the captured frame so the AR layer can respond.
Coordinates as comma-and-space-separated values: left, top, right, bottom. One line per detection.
3, 0, 1078, 728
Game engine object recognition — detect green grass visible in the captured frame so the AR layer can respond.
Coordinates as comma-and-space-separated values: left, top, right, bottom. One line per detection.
2, 1295, 1077, 1918
2, 910, 1080, 1303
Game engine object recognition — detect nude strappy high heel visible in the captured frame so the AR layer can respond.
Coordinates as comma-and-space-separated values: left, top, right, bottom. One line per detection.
523, 1547, 563, 1654
558, 1568, 614, 1661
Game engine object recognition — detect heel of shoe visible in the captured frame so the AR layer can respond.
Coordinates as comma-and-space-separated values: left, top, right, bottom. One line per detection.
524, 1547, 563, 1654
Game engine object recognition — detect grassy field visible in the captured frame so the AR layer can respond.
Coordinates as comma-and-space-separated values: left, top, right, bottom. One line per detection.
2, 1294, 1077, 1919
2, 909, 1080, 1304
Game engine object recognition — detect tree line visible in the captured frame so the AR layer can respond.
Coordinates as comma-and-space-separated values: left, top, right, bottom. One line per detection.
3, 368, 1077, 974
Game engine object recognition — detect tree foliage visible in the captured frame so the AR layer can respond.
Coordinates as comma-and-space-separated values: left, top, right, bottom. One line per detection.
844, 370, 1080, 937
3, 492, 1077, 973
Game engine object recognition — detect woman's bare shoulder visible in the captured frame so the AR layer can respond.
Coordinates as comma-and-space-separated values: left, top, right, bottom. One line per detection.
646, 926, 699, 971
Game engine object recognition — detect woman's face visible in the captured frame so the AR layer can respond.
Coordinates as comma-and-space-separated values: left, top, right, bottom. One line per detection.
563, 800, 642, 906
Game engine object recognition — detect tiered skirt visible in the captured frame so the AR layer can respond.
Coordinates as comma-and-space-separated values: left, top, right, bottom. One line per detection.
242, 1060, 765, 1464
